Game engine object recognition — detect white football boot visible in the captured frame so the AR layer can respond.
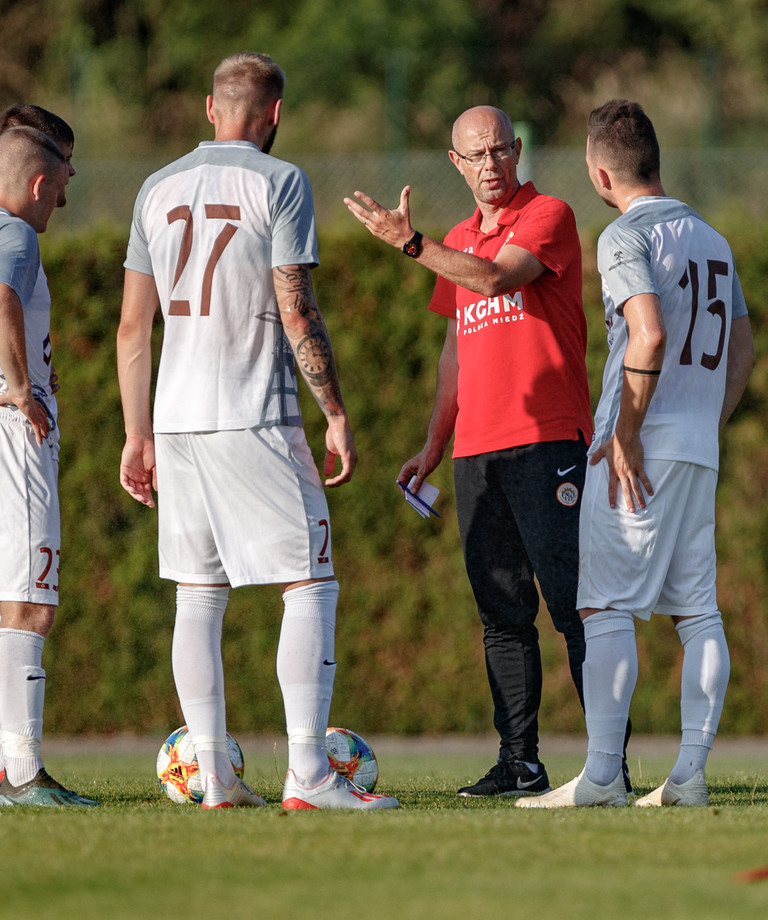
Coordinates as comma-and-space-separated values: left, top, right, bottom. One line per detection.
282, 769, 399, 810
201, 773, 267, 809
634, 769, 709, 807
515, 769, 628, 808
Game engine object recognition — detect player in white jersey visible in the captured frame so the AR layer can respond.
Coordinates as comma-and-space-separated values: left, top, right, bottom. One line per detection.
118, 52, 398, 810
518, 100, 755, 809
0, 121, 96, 807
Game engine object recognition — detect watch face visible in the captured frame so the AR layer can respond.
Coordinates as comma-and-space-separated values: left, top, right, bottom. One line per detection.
403, 232, 422, 257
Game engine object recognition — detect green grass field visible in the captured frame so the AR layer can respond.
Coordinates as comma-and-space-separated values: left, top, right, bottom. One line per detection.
1, 736, 767, 920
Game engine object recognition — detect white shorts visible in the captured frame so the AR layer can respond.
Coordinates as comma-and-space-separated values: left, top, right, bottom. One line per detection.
0, 410, 61, 605
154, 426, 334, 586
577, 457, 718, 620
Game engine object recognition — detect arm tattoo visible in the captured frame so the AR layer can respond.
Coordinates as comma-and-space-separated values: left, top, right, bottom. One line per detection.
275, 264, 314, 315
274, 264, 346, 417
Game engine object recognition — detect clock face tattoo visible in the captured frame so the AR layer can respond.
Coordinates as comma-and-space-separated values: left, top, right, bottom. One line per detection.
298, 336, 331, 378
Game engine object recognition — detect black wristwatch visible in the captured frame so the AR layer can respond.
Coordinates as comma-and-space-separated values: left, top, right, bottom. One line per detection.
402, 231, 423, 258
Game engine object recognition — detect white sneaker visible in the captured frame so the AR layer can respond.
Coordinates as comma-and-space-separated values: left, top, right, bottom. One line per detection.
634, 769, 709, 807
515, 769, 628, 808
201, 773, 267, 809
282, 769, 400, 810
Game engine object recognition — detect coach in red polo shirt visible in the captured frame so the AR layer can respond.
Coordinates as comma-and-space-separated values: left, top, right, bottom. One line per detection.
345, 105, 630, 798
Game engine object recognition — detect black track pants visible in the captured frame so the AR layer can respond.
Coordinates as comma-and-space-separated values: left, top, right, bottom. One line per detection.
454, 437, 588, 760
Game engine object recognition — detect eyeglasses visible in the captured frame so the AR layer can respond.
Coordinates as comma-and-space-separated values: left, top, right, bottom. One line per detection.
453, 143, 517, 167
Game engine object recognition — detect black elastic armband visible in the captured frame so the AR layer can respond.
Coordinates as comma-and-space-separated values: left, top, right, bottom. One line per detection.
622, 364, 661, 377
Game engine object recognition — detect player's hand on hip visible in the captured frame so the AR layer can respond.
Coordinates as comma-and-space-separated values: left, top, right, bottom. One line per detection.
120, 435, 157, 507
591, 434, 653, 514
343, 186, 413, 249
9, 391, 51, 445
323, 415, 357, 487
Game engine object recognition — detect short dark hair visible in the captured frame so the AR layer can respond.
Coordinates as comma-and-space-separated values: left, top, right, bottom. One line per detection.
588, 99, 660, 183
0, 104, 75, 147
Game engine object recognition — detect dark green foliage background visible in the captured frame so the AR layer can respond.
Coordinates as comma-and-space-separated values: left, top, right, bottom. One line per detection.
39, 221, 768, 738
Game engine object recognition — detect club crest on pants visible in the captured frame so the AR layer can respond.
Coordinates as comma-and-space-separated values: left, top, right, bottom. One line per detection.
556, 482, 579, 507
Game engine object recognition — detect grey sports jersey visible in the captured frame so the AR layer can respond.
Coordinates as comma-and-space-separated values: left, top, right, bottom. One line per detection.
593, 197, 747, 471
0, 211, 56, 426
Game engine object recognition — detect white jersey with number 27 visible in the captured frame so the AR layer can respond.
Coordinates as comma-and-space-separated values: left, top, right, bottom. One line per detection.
593, 196, 748, 472
125, 140, 319, 433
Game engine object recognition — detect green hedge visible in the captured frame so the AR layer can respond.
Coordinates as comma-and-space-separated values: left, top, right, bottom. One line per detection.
37, 221, 768, 737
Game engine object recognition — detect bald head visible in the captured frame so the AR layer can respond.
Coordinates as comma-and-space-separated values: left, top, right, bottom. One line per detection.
448, 106, 521, 210
452, 106, 515, 151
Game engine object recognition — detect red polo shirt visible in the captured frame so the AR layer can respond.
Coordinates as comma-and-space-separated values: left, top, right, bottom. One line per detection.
429, 181, 593, 458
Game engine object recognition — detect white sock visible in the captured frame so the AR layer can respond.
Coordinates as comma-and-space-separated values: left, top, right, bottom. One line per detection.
0, 628, 46, 786
583, 610, 637, 786
172, 586, 232, 783
669, 612, 729, 784
668, 734, 714, 785
278, 580, 338, 786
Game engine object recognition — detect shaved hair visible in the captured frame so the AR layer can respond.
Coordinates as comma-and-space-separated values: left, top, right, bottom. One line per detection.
212, 52, 285, 119
588, 99, 660, 183
0, 126, 65, 191
0, 104, 74, 147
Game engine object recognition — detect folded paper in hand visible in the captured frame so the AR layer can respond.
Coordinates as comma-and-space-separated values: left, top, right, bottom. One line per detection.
397, 477, 441, 518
